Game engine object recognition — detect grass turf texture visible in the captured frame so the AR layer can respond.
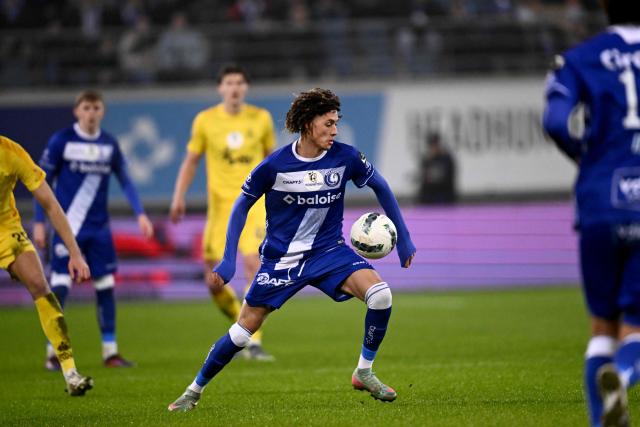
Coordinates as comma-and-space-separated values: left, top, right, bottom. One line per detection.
0, 287, 638, 426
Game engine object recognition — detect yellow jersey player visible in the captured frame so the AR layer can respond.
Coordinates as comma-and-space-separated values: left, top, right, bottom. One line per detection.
0, 135, 93, 396
170, 64, 275, 360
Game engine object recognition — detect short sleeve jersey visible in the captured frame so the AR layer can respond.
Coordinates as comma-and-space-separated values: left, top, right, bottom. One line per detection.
242, 140, 374, 269
0, 136, 45, 228
187, 103, 275, 201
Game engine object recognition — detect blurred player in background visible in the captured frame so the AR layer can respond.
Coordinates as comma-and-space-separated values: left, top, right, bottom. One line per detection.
543, 1, 640, 425
33, 90, 154, 370
0, 135, 93, 396
168, 88, 416, 412
170, 64, 275, 360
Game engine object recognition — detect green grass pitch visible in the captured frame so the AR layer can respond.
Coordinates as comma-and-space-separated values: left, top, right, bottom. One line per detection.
0, 287, 638, 426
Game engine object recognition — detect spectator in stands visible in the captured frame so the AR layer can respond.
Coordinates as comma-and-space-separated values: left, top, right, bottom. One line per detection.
120, 0, 147, 27
313, 0, 352, 76
396, 0, 447, 75
0, 0, 44, 28
563, 0, 587, 42
118, 15, 157, 83
74, 0, 121, 40
156, 11, 209, 81
227, 0, 267, 27
417, 132, 457, 204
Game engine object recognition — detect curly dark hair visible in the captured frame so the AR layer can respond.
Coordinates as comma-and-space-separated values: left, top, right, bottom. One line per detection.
285, 88, 341, 135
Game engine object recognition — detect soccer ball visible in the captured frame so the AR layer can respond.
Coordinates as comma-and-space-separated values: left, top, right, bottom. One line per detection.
350, 212, 397, 259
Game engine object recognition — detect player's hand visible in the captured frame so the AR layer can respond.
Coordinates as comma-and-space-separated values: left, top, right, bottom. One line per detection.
169, 198, 186, 224
68, 254, 90, 283
32, 222, 47, 249
403, 253, 415, 268
137, 214, 154, 239
209, 271, 226, 289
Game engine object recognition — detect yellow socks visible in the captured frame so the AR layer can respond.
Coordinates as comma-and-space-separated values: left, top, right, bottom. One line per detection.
212, 286, 241, 322
35, 293, 76, 374
251, 328, 263, 345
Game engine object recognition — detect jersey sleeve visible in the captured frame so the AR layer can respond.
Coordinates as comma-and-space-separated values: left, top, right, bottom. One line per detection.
39, 133, 65, 180
349, 147, 376, 188
544, 54, 581, 105
262, 111, 276, 154
543, 54, 584, 160
241, 157, 273, 199
9, 137, 46, 191
112, 140, 145, 215
186, 112, 206, 155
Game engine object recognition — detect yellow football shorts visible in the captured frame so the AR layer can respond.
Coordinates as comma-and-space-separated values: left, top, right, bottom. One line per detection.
0, 224, 36, 271
203, 195, 266, 262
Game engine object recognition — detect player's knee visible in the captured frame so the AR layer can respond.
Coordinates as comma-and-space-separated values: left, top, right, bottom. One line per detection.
585, 335, 617, 358
94, 274, 115, 291
51, 272, 72, 289
365, 282, 392, 310
623, 309, 640, 327
229, 322, 252, 347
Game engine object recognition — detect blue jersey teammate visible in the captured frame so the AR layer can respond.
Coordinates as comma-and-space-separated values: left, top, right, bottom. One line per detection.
33, 90, 154, 370
543, 1, 640, 425
168, 88, 416, 411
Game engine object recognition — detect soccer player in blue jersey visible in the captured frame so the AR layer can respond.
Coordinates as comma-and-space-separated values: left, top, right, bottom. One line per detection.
543, 1, 640, 425
33, 90, 154, 369
168, 88, 416, 411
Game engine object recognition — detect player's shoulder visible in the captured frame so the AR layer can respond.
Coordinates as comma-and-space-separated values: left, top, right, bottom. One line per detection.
265, 142, 290, 163
0, 135, 16, 149
100, 129, 118, 145
194, 105, 220, 121
0, 135, 34, 169
330, 140, 360, 159
0, 135, 23, 157
243, 103, 272, 118
50, 126, 75, 143
562, 29, 626, 62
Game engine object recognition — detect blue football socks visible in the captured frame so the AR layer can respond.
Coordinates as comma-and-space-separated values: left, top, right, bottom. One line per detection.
195, 333, 243, 387
615, 336, 640, 388
96, 288, 116, 344
361, 307, 392, 363
51, 285, 69, 308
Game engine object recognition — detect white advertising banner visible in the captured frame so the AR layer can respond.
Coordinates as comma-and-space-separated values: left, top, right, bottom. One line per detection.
378, 78, 576, 197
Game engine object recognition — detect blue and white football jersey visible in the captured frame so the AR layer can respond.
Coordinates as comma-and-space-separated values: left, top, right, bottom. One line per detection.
241, 140, 374, 269
546, 26, 640, 227
36, 123, 129, 236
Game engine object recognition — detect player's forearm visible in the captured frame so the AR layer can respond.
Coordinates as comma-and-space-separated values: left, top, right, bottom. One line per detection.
172, 155, 199, 201
367, 171, 416, 264
116, 167, 145, 216
213, 194, 256, 282
543, 95, 582, 163
33, 173, 57, 223
31, 183, 82, 257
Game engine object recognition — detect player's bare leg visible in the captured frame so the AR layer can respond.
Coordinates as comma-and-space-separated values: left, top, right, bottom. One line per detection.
241, 253, 274, 361
9, 251, 93, 396
205, 259, 242, 321
341, 269, 397, 402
